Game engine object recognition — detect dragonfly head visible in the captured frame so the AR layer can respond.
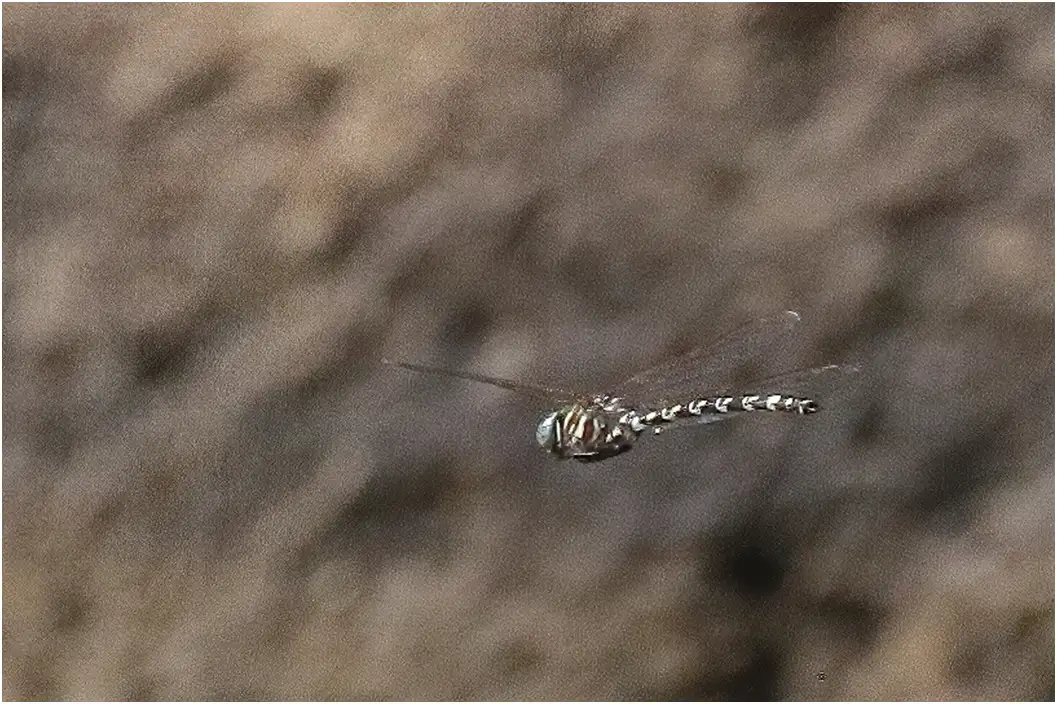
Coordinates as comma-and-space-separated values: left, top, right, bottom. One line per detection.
535, 410, 563, 455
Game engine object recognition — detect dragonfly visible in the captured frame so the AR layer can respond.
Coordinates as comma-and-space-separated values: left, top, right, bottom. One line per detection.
384, 311, 856, 463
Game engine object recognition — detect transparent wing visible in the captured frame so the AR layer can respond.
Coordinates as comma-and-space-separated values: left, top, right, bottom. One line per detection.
635, 364, 860, 434
611, 311, 803, 402
383, 359, 579, 402
738, 363, 860, 397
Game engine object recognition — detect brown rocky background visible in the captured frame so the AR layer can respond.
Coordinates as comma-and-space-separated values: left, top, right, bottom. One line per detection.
3, 4, 1053, 701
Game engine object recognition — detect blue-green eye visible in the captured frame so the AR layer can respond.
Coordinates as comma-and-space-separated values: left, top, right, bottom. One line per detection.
535, 411, 560, 451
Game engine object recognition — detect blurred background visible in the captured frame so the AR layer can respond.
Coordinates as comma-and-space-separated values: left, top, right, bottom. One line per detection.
3, 4, 1053, 700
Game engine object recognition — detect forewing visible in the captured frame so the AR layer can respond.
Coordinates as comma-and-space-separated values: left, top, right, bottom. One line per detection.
383, 359, 578, 402
611, 311, 803, 402
740, 363, 860, 397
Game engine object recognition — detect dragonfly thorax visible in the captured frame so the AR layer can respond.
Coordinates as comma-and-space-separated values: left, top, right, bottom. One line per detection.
536, 398, 639, 463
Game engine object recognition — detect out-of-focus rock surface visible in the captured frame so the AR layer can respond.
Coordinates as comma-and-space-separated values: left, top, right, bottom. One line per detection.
3, 5, 1052, 700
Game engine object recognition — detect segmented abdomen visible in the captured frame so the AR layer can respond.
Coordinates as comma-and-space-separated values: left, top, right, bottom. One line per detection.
627, 393, 818, 432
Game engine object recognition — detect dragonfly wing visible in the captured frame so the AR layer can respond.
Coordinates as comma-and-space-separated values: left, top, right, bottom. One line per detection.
383, 359, 578, 402
740, 363, 860, 397
612, 311, 803, 402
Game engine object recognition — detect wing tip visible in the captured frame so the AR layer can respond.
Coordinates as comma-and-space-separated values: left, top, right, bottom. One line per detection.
381, 358, 418, 372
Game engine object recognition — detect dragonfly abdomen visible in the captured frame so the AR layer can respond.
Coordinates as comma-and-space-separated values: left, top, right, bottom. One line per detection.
627, 393, 820, 433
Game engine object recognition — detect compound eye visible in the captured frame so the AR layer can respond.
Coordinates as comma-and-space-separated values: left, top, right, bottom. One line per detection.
535, 411, 560, 451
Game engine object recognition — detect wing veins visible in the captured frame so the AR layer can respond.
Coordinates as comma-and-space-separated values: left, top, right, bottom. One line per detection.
613, 310, 803, 399
383, 359, 577, 402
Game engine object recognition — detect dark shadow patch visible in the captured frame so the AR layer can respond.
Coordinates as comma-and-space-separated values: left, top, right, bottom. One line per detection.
878, 179, 972, 244
34, 339, 81, 385
128, 301, 241, 387
749, 4, 846, 59
556, 244, 626, 316
124, 52, 241, 148
952, 136, 1023, 205
314, 198, 373, 272
10, 658, 57, 702
718, 532, 787, 597
723, 646, 783, 701
132, 326, 193, 385
551, 7, 641, 99
645, 643, 782, 701
747, 4, 847, 127
315, 177, 433, 274
909, 414, 1009, 518
51, 587, 89, 633
305, 458, 458, 571
382, 249, 436, 303
495, 637, 545, 676
297, 65, 344, 123
308, 322, 386, 395
31, 409, 78, 465
499, 190, 549, 259
949, 638, 990, 688
2, 51, 36, 99
1013, 606, 1053, 645
127, 677, 160, 702
157, 53, 239, 118
700, 163, 752, 209
850, 397, 884, 446
704, 519, 791, 599
816, 593, 885, 654
919, 23, 1012, 82
859, 284, 913, 331
193, 368, 361, 553
1, 53, 52, 176
210, 686, 270, 702
441, 301, 494, 354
